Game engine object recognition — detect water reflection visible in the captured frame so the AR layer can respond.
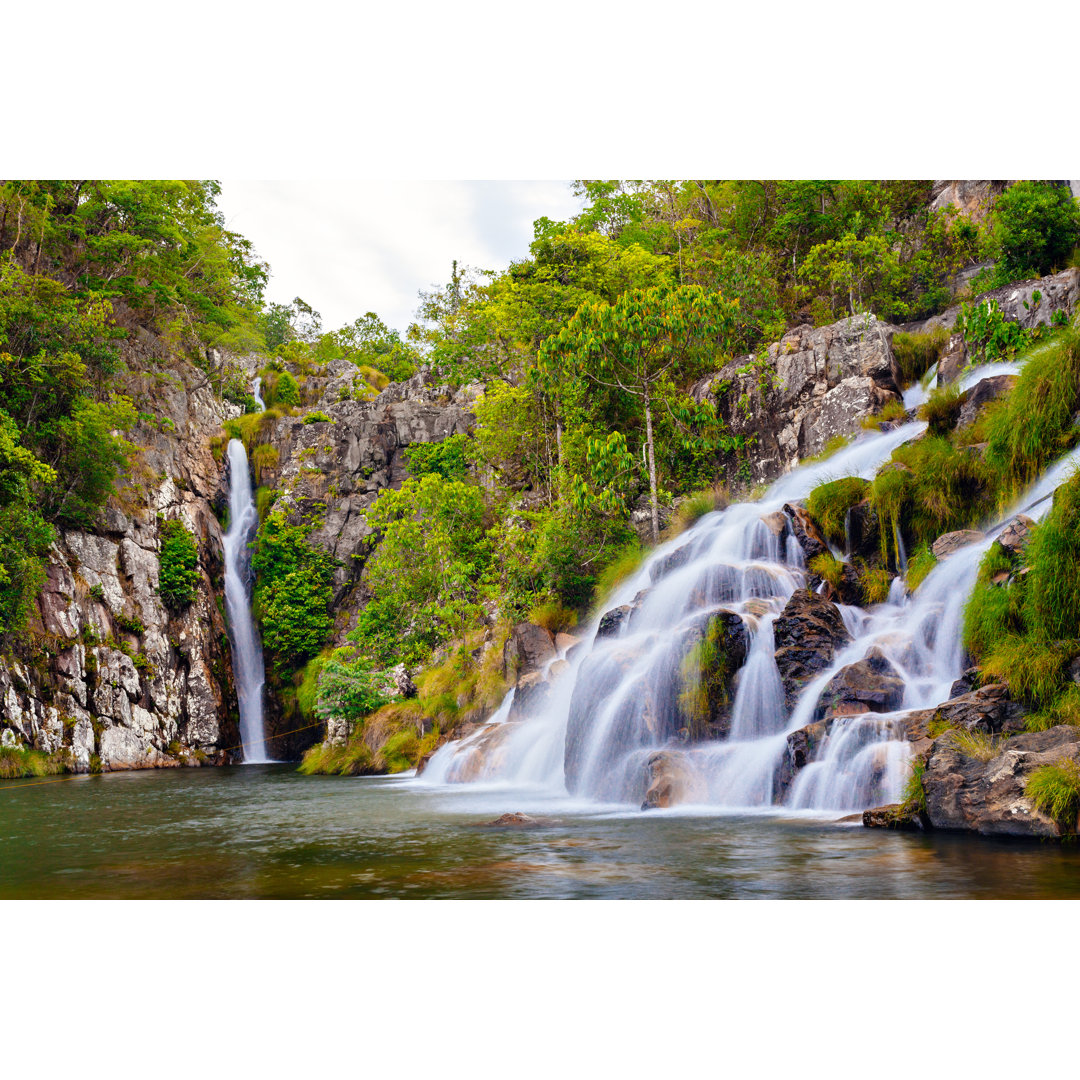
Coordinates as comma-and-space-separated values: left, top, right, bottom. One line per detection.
1, 767, 1078, 899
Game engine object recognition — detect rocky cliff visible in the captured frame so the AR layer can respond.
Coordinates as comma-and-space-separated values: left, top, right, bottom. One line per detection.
0, 346, 241, 772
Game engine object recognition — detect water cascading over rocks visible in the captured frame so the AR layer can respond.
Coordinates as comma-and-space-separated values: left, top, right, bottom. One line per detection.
417, 356, 1080, 814
223, 438, 269, 763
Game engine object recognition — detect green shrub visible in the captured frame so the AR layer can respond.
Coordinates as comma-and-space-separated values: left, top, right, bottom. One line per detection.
303, 410, 331, 425
892, 327, 950, 387
405, 434, 470, 482
994, 181, 1080, 281
114, 612, 145, 636
297, 739, 376, 776
1024, 757, 1080, 834
252, 512, 338, 679
158, 518, 200, 610
89, 583, 106, 604
667, 486, 727, 536
957, 298, 1031, 363
806, 477, 868, 547
274, 371, 299, 407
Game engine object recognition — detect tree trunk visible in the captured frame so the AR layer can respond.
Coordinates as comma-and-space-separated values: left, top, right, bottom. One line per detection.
644, 384, 659, 545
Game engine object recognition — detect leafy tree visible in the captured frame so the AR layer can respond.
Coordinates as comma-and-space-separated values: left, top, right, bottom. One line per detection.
539, 284, 739, 542
158, 518, 200, 610
994, 181, 1080, 280
252, 513, 338, 677
354, 474, 490, 665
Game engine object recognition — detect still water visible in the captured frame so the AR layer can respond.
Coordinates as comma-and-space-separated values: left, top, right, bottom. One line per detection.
2, 765, 1079, 899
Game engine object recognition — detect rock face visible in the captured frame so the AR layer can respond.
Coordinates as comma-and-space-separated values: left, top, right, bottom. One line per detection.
996, 515, 1034, 557
772, 590, 852, 710
957, 374, 1016, 429
691, 314, 904, 490
931, 683, 1027, 735
922, 725, 1080, 837
0, 355, 239, 772
815, 650, 905, 721
261, 368, 480, 606
932, 530, 985, 559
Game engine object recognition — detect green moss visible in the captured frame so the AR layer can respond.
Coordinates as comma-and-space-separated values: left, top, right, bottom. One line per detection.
857, 560, 892, 605
527, 600, 577, 634
806, 477, 868, 547
861, 397, 908, 431
297, 739, 376, 776
963, 544, 1021, 659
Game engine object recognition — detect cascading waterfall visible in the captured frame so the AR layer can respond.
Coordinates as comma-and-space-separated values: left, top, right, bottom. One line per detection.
252, 375, 266, 412
223, 437, 270, 763
417, 359, 1080, 815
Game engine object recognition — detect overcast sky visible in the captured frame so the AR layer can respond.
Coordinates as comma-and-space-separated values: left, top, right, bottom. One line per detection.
215, 180, 583, 337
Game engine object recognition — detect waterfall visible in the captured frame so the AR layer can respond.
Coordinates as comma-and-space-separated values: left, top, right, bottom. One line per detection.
252, 375, 266, 412
415, 359, 1080, 814
223, 438, 270, 763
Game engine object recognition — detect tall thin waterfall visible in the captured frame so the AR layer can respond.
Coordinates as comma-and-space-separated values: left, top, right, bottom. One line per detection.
418, 358, 1080, 814
252, 375, 266, 412
223, 438, 270, 763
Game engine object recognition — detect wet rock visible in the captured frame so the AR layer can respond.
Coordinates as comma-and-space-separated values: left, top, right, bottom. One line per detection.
594, 590, 648, 640
949, 668, 980, 699
931, 683, 1027, 735
996, 514, 1035, 557
776, 719, 829, 798
477, 812, 546, 829
508, 670, 553, 722
503, 622, 556, 679
649, 544, 693, 584
759, 511, 790, 538
816, 649, 905, 721
773, 590, 852, 710
932, 529, 985, 559
783, 503, 829, 563
641, 750, 708, 809
555, 632, 581, 656
922, 725, 1080, 837
937, 333, 968, 385
862, 803, 928, 830
957, 374, 1017, 429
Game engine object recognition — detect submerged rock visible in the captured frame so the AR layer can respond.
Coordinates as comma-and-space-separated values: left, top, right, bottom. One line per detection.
649, 544, 694, 584
641, 750, 708, 809
862, 803, 928, 830
477, 812, 547, 829
776, 719, 829, 798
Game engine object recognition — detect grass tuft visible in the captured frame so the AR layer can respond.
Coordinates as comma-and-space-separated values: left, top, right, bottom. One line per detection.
806, 477, 868, 547
892, 327, 950, 388
1025, 758, 1080, 833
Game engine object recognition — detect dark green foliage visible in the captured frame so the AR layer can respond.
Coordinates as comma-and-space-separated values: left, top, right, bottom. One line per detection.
994, 182, 1080, 281
158, 519, 200, 610
806, 477, 868, 547
957, 298, 1033, 363
303, 410, 331, 425
314, 657, 394, 722
405, 434, 470, 482
252, 512, 338, 678
272, 371, 299, 407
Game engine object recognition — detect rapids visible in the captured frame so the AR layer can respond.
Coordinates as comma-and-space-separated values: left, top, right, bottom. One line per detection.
417, 358, 1080, 816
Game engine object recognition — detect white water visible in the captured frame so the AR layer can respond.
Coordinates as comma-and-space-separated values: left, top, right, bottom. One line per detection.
223, 438, 270, 763
252, 375, 266, 412
413, 353, 1080, 816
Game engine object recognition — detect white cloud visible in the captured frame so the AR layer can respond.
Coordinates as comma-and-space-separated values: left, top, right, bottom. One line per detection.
215, 180, 581, 336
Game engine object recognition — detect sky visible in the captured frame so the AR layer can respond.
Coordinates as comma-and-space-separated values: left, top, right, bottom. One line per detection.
215, 180, 583, 336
